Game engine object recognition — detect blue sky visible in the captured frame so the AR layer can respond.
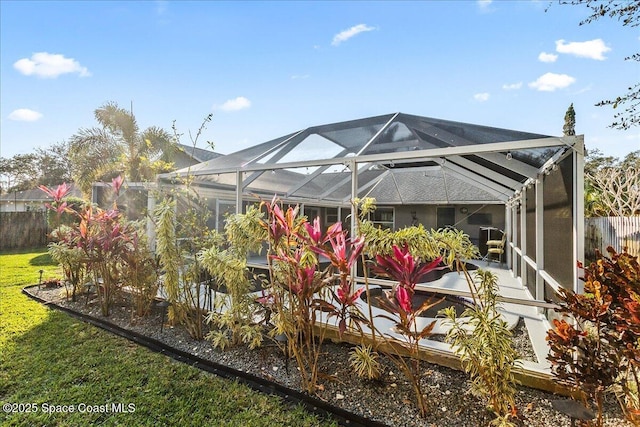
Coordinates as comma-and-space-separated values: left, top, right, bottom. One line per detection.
1, 1, 638, 161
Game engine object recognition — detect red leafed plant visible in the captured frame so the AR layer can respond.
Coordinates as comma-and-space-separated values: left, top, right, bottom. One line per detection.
41, 180, 158, 317
547, 247, 640, 426
304, 219, 367, 336
370, 244, 443, 417
260, 197, 366, 394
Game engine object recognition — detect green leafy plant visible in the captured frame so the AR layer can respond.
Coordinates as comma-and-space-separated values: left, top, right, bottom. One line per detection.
356, 197, 478, 266
153, 115, 221, 339
120, 224, 159, 317
353, 197, 488, 419
442, 269, 520, 426
47, 236, 86, 301
154, 194, 217, 340
349, 344, 381, 380
547, 247, 640, 426
200, 205, 266, 350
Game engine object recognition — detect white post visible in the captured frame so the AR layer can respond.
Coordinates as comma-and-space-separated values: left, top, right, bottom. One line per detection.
511, 201, 519, 278
146, 186, 157, 252
235, 171, 243, 215
535, 175, 545, 309
520, 188, 527, 285
350, 160, 358, 280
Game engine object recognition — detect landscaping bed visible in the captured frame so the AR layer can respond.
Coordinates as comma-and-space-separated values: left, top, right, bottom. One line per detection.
27, 285, 631, 427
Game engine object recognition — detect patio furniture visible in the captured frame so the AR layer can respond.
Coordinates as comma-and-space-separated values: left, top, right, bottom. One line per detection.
485, 231, 505, 265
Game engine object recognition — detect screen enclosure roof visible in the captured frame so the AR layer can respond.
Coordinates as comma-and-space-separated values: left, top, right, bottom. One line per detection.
160, 112, 580, 205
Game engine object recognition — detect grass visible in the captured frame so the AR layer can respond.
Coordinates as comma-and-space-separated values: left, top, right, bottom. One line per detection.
0, 248, 337, 426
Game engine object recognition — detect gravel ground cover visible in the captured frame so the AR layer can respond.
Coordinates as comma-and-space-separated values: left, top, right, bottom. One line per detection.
30, 286, 631, 427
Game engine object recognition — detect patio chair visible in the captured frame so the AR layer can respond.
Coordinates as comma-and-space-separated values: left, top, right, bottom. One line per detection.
486, 231, 506, 265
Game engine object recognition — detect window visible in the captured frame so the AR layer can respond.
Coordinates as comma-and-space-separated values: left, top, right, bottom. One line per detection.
369, 207, 394, 229
437, 207, 455, 229
468, 213, 492, 225
304, 206, 320, 221
325, 207, 339, 225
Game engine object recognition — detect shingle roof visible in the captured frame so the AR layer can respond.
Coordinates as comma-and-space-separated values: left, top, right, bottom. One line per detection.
0, 184, 82, 202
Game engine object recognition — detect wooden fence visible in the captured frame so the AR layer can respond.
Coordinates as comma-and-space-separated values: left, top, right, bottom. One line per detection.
0, 212, 49, 250
585, 216, 640, 260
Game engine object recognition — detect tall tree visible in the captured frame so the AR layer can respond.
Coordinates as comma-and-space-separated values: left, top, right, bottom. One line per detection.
584, 149, 640, 216
563, 103, 576, 136
36, 141, 73, 188
0, 153, 38, 193
69, 101, 177, 196
558, 1, 639, 129
0, 142, 73, 194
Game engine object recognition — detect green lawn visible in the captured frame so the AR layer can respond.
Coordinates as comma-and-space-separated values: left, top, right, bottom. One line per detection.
0, 248, 336, 426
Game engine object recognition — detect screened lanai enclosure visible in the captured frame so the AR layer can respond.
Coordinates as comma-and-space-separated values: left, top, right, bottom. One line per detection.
159, 113, 584, 301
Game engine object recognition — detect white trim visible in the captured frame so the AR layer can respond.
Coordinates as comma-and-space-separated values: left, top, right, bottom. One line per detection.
368, 206, 395, 230
355, 112, 400, 156
520, 188, 527, 285
235, 171, 243, 214
540, 269, 562, 293
535, 174, 545, 306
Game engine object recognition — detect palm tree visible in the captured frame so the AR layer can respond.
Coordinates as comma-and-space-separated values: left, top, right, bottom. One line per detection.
69, 102, 177, 196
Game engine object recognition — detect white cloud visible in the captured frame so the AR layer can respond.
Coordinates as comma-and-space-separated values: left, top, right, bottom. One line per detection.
477, 0, 493, 10
528, 72, 576, 92
332, 24, 375, 46
474, 92, 490, 102
13, 52, 90, 78
291, 74, 310, 80
217, 96, 251, 112
8, 108, 43, 122
555, 39, 611, 60
538, 52, 558, 63
574, 84, 593, 95
502, 82, 522, 90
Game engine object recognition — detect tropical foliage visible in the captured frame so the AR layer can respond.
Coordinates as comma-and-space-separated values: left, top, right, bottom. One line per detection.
69, 101, 177, 196
547, 247, 640, 426
41, 179, 159, 316
370, 244, 443, 417
442, 269, 520, 427
258, 197, 366, 394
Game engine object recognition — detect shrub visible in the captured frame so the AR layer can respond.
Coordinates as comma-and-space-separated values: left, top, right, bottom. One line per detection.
154, 195, 218, 340
370, 244, 443, 418
259, 197, 365, 394
547, 247, 640, 426
120, 225, 159, 317
201, 205, 266, 350
442, 269, 520, 427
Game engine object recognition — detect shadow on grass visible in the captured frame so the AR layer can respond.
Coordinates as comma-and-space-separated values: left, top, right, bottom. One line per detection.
0, 246, 48, 256
0, 308, 333, 427
29, 252, 56, 267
